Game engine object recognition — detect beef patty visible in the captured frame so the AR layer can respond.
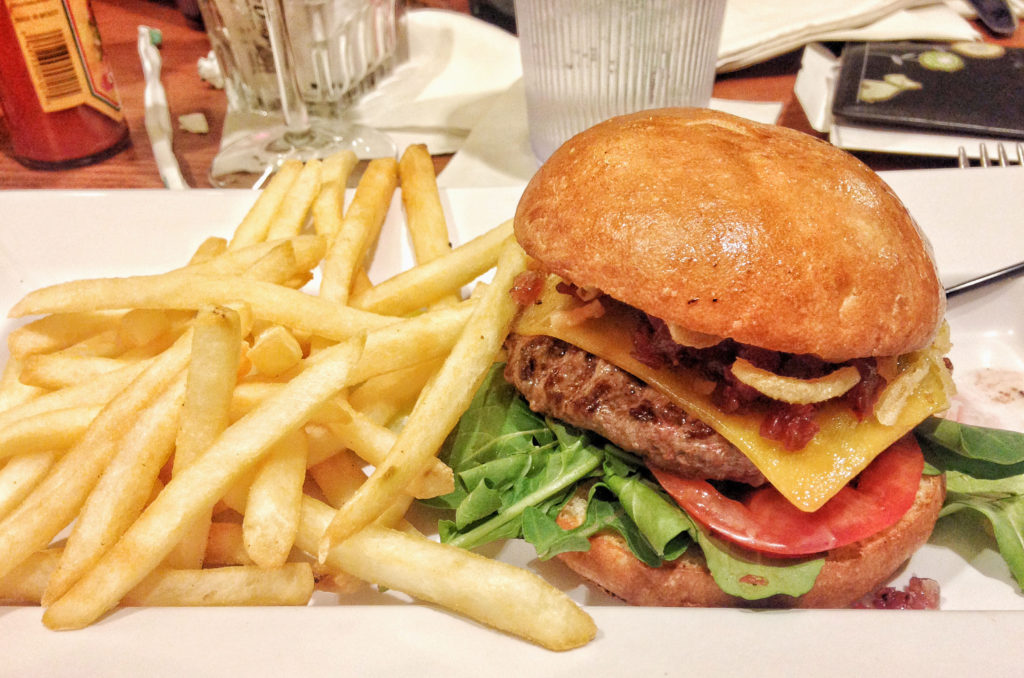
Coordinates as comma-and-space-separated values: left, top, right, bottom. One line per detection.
503, 333, 766, 486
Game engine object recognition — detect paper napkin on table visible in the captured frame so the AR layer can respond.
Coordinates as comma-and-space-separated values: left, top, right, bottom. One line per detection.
718, 0, 981, 72
348, 9, 521, 154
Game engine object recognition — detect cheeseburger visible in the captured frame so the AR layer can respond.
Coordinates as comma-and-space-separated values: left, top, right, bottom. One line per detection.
496, 108, 953, 607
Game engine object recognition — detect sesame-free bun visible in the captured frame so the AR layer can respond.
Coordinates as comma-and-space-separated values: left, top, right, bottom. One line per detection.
514, 108, 945, 362
555, 472, 945, 608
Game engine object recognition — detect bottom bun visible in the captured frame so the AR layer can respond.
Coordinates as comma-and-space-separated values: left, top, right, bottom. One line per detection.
556, 473, 946, 608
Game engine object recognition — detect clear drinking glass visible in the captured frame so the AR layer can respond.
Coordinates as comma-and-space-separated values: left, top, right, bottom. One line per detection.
514, 0, 726, 162
201, 0, 399, 186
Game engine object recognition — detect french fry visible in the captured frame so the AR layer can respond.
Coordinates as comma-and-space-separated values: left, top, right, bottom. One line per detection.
348, 357, 443, 425
0, 405, 100, 462
326, 401, 453, 499
42, 336, 364, 630
399, 144, 453, 265
217, 464, 256, 516
6, 310, 124, 360
248, 325, 304, 377
0, 328, 193, 582
308, 450, 419, 536
228, 380, 281, 422
303, 422, 348, 467
350, 219, 513, 315
0, 357, 44, 414
118, 331, 185, 362
42, 372, 187, 604
0, 549, 313, 607
117, 309, 173, 348
319, 239, 527, 552
243, 429, 308, 568
348, 300, 475, 384
313, 568, 367, 596
308, 449, 367, 508
298, 496, 597, 651
19, 354, 142, 390
123, 563, 314, 607
376, 492, 418, 533
204, 522, 253, 567
228, 160, 303, 249
187, 236, 228, 265
312, 150, 358, 241
47, 327, 121, 358
349, 267, 374, 298
0, 450, 56, 522
319, 157, 399, 304
167, 306, 243, 570
230, 382, 354, 426
230, 301, 478, 403
10, 274, 397, 341
0, 547, 60, 604
266, 159, 322, 240
0, 361, 148, 436
184, 235, 326, 279
237, 240, 304, 286
321, 148, 358, 186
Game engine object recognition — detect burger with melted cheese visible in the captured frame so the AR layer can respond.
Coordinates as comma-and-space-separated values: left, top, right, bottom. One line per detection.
500, 108, 953, 607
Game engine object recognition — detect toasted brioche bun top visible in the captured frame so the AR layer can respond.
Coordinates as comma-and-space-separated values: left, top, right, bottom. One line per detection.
514, 108, 945, 362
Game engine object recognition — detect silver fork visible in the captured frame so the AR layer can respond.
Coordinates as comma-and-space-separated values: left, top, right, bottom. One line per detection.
947, 143, 1024, 296
957, 142, 1024, 168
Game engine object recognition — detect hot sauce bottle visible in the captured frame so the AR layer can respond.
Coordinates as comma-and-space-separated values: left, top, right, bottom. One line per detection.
0, 0, 131, 169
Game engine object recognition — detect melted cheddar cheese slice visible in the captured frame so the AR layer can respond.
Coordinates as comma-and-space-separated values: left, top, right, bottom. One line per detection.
512, 278, 950, 512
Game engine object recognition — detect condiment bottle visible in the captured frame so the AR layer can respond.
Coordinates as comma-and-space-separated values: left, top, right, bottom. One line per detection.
0, 0, 131, 169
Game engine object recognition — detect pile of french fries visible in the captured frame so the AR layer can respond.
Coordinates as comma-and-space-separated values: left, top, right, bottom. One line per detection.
0, 146, 596, 651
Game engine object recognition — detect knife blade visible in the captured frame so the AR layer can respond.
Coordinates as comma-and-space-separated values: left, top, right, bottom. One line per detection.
965, 0, 1019, 37
945, 260, 1024, 297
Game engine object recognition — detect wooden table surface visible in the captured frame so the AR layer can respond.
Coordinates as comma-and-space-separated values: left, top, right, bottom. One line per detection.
0, 0, 1021, 189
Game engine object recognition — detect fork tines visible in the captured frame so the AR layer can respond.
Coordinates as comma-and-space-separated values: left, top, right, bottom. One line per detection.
959, 142, 1024, 168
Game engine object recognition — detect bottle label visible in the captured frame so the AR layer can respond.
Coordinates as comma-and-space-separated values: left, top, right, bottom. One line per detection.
4, 0, 123, 119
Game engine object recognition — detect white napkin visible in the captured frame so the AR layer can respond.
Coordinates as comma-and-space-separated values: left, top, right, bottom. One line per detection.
219, 9, 521, 160
719, 0, 980, 72
349, 9, 521, 154
794, 42, 1022, 159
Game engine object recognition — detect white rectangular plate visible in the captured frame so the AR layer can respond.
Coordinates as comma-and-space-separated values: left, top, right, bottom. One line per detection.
1, 169, 1023, 676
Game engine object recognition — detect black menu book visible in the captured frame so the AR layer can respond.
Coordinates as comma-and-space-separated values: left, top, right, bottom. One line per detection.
831, 41, 1024, 140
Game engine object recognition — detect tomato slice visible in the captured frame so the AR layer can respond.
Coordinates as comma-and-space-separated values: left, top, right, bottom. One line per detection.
651, 435, 924, 557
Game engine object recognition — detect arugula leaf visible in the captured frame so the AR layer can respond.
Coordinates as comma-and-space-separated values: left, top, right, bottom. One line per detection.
917, 417, 1024, 478
429, 363, 827, 600
601, 471, 692, 561
523, 493, 639, 561
440, 365, 553, 475
941, 485, 1024, 590
431, 364, 605, 551
696, 529, 824, 600
916, 417, 1024, 590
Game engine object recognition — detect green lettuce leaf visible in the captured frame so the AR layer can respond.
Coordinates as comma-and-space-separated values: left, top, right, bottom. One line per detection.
917, 417, 1024, 478
917, 416, 1024, 589
427, 363, 826, 600
941, 486, 1024, 590
696, 529, 824, 600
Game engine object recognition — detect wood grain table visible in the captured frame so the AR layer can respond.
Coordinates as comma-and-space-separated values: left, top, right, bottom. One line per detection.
0, 0, 1020, 189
